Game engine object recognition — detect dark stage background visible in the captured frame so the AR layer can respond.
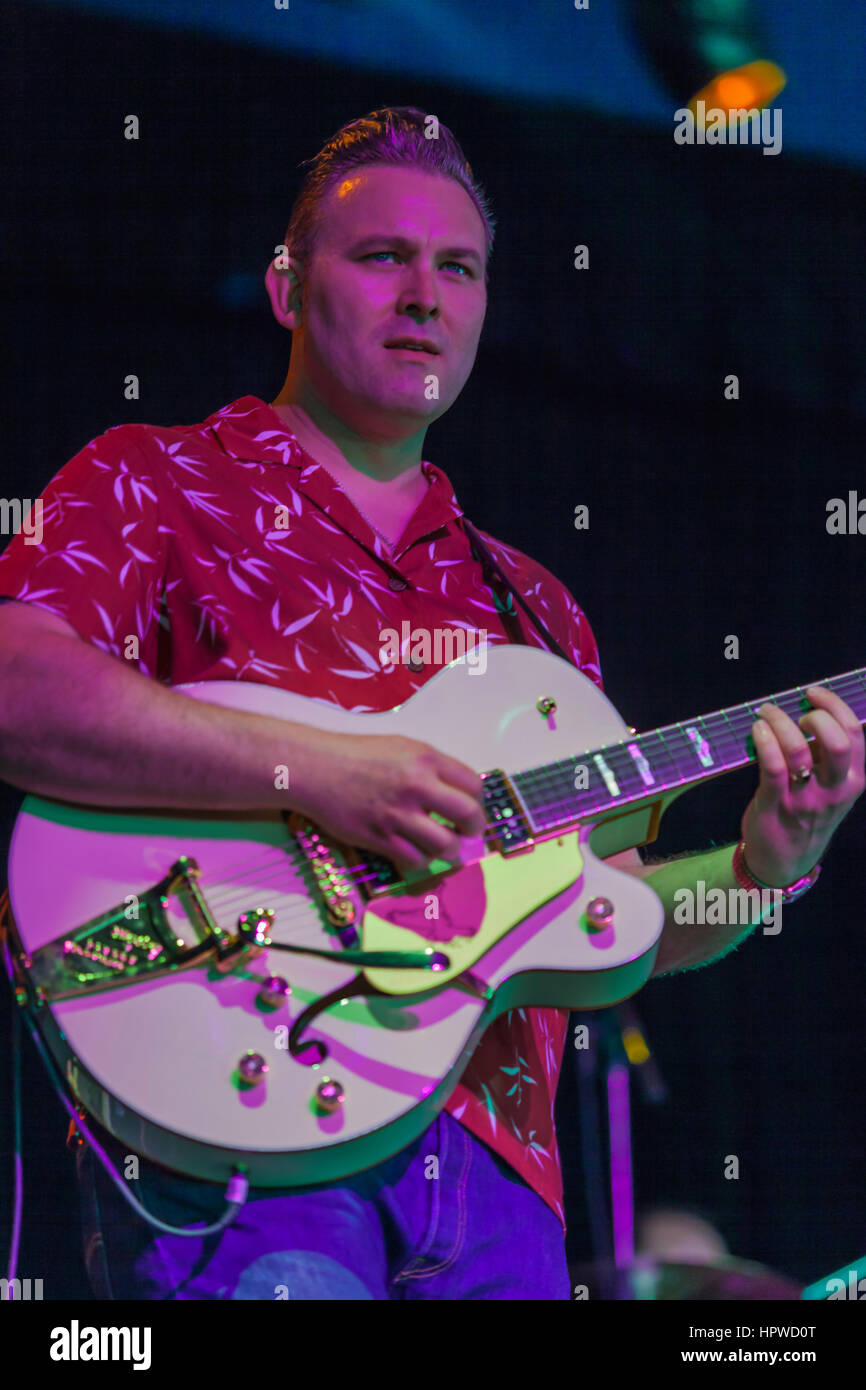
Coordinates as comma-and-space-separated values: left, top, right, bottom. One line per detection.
2, 1, 864, 1297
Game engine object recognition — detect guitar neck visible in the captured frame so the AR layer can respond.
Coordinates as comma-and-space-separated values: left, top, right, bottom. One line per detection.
513, 667, 866, 835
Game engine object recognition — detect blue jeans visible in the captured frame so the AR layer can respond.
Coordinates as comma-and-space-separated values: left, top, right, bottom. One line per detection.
75, 1110, 570, 1300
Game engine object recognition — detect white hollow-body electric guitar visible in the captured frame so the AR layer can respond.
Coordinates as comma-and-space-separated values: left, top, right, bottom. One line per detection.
7, 644, 859, 1187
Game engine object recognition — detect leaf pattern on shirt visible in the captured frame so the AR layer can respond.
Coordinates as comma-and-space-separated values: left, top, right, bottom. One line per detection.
0, 395, 604, 1236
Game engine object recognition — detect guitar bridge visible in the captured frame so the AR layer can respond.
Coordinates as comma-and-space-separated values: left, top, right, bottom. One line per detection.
287, 813, 409, 912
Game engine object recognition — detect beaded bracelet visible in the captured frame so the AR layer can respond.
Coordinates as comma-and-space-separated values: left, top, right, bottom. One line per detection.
732, 840, 821, 903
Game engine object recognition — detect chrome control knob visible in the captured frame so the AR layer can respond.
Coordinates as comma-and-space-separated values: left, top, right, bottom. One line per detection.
315, 1078, 345, 1114
238, 1051, 269, 1085
258, 975, 291, 1008
585, 896, 615, 930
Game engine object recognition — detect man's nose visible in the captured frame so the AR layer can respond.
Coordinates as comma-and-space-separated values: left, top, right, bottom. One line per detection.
397, 265, 439, 317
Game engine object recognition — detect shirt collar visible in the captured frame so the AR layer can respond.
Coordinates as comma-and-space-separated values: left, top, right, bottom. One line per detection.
205, 395, 466, 561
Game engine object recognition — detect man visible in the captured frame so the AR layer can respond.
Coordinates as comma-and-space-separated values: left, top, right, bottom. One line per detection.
0, 107, 862, 1301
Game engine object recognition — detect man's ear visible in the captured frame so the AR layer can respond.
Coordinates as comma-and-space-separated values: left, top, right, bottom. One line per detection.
265, 247, 304, 330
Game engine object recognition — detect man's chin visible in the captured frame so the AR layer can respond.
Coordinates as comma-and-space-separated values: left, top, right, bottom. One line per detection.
364, 391, 450, 427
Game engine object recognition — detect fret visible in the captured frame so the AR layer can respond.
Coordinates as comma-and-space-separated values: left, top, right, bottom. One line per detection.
600, 741, 649, 801
683, 720, 716, 770
568, 748, 630, 816
640, 727, 681, 786
718, 703, 755, 766
723, 722, 746, 765
776, 685, 809, 722
829, 671, 866, 723
711, 710, 743, 767
667, 721, 705, 783
625, 739, 657, 791
708, 707, 744, 764
837, 670, 864, 705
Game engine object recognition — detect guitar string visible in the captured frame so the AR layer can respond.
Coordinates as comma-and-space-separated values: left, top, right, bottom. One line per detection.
131, 674, 866, 936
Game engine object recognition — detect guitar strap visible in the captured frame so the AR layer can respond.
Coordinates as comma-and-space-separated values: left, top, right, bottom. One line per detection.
460, 516, 575, 667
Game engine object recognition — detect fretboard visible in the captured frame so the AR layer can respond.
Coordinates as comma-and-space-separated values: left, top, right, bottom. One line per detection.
513, 667, 866, 834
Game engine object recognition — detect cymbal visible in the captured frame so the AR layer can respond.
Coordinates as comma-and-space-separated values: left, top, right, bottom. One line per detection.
569, 1256, 802, 1300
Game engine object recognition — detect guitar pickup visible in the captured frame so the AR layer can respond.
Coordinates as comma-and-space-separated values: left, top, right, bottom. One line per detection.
482, 770, 534, 855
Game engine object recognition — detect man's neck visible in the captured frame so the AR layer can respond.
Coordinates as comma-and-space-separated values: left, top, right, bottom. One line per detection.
268, 400, 424, 486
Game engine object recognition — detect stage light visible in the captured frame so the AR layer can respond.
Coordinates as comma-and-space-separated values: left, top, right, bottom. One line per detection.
691, 57, 785, 121
622, 0, 786, 117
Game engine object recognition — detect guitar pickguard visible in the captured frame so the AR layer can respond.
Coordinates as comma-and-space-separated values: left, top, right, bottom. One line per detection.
362, 831, 584, 994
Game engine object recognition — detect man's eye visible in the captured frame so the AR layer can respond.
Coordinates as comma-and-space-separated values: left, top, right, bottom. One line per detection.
363, 252, 471, 276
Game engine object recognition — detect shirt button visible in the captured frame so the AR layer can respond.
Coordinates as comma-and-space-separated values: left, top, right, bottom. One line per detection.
388, 575, 408, 591
407, 657, 424, 673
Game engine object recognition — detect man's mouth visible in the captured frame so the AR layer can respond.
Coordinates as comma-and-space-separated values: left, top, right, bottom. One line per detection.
384, 339, 440, 355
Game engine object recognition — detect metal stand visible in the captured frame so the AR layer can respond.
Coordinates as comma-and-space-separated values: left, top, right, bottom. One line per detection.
572, 1002, 667, 1299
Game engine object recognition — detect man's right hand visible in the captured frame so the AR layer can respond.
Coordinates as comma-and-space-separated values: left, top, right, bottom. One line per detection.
295, 731, 487, 880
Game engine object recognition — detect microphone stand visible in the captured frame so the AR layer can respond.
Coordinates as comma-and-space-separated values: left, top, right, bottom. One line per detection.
572, 1002, 667, 1299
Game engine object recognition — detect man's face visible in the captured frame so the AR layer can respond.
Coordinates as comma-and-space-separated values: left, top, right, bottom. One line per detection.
292, 164, 488, 436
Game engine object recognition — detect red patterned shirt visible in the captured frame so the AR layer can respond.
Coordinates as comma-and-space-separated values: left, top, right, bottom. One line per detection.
0, 395, 604, 1233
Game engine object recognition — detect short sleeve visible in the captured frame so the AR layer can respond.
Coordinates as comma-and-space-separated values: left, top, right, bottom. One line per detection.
0, 427, 167, 677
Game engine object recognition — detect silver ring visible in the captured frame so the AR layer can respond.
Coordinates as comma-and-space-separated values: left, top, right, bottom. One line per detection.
789, 766, 812, 787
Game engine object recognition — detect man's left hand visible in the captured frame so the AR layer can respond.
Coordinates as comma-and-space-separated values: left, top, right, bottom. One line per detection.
741, 684, 865, 886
